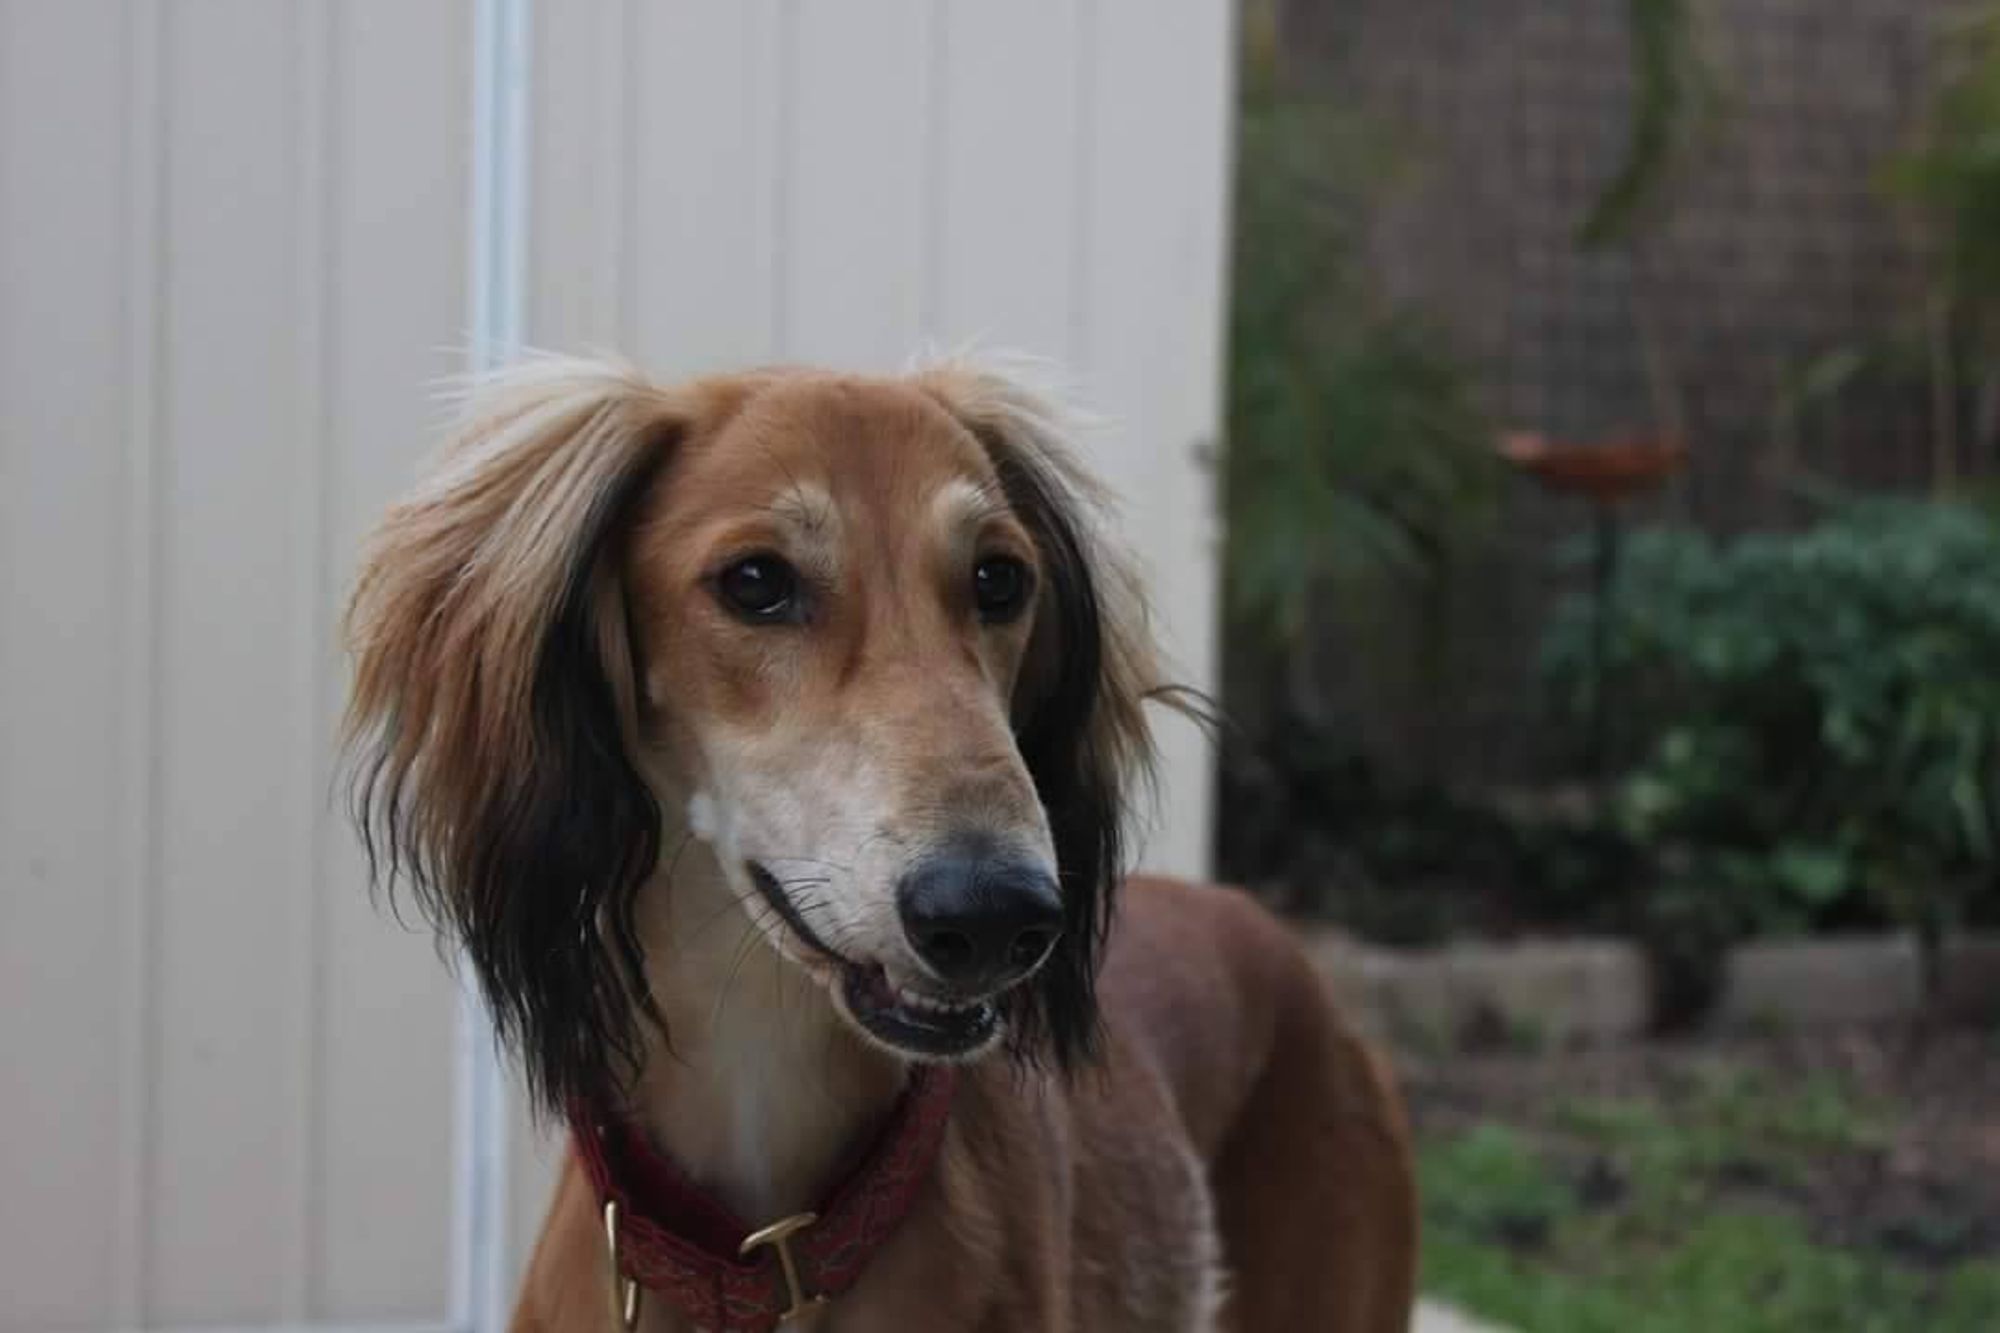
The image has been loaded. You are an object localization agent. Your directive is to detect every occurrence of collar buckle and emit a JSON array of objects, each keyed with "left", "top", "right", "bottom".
[
  {"left": 602, "top": 1200, "right": 643, "bottom": 1332},
  {"left": 739, "top": 1212, "right": 828, "bottom": 1323}
]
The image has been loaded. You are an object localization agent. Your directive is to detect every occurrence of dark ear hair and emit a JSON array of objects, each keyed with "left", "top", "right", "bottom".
[
  {"left": 342, "top": 356, "right": 686, "bottom": 1114},
  {"left": 915, "top": 364, "right": 1158, "bottom": 1070}
]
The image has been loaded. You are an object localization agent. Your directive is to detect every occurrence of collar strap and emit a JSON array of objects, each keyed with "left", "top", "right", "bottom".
[{"left": 572, "top": 1065, "right": 956, "bottom": 1333}]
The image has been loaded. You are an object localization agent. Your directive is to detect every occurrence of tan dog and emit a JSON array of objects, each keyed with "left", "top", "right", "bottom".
[{"left": 342, "top": 356, "right": 1415, "bottom": 1332}]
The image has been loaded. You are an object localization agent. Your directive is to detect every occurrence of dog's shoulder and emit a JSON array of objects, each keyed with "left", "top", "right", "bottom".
[{"left": 1101, "top": 875, "right": 1308, "bottom": 1036}]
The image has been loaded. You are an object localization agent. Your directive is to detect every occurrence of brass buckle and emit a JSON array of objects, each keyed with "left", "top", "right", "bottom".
[
  {"left": 602, "top": 1200, "right": 642, "bottom": 1332},
  {"left": 739, "top": 1212, "right": 828, "bottom": 1323}
]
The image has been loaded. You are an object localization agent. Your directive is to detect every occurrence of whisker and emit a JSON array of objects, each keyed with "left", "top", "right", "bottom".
[
  {"left": 679, "top": 892, "right": 761, "bottom": 950},
  {"left": 709, "top": 903, "right": 778, "bottom": 1035}
]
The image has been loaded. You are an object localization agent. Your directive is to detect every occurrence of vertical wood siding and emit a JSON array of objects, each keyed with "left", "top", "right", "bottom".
[{"left": 0, "top": 3, "right": 472, "bottom": 1324}]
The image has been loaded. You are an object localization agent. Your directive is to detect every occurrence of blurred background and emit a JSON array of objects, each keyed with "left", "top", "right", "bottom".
[
  {"left": 1, "top": 2, "right": 1996, "bottom": 1331},
  {"left": 1224, "top": 1, "right": 2000, "bottom": 1329}
]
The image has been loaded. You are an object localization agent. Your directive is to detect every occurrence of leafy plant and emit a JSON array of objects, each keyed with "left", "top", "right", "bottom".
[
  {"left": 1888, "top": 9, "right": 2000, "bottom": 317},
  {"left": 1224, "top": 54, "right": 1498, "bottom": 655},
  {"left": 1792, "top": 6, "right": 2000, "bottom": 488},
  {"left": 1888, "top": 6, "right": 2000, "bottom": 480},
  {"left": 1218, "top": 18, "right": 1504, "bottom": 892},
  {"left": 1579, "top": 0, "right": 1729, "bottom": 249},
  {"left": 1542, "top": 500, "right": 2000, "bottom": 1006}
]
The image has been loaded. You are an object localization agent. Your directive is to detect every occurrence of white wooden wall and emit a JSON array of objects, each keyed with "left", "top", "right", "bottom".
[
  {"left": 0, "top": 2, "right": 1232, "bottom": 1328},
  {"left": 0, "top": 2, "right": 475, "bottom": 1328}
]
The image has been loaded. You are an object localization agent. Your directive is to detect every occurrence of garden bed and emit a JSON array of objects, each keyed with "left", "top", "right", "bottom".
[{"left": 1404, "top": 1029, "right": 2000, "bottom": 1332}]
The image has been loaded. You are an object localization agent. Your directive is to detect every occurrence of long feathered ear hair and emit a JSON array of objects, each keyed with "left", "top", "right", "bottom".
[
  {"left": 914, "top": 361, "right": 1160, "bottom": 1071},
  {"left": 341, "top": 354, "right": 688, "bottom": 1115}
]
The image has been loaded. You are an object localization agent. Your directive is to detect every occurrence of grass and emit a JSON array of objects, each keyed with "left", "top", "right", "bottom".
[{"left": 1418, "top": 1063, "right": 2000, "bottom": 1332}]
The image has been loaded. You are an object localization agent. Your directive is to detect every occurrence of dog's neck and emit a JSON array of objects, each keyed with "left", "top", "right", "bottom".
[{"left": 626, "top": 835, "right": 908, "bottom": 1227}]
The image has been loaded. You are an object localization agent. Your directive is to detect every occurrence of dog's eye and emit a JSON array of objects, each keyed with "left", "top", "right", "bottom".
[
  {"left": 973, "top": 555, "right": 1033, "bottom": 624},
  {"left": 714, "top": 554, "right": 799, "bottom": 623}
]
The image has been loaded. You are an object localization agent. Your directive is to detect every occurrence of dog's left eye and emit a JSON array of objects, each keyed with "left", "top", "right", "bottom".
[
  {"left": 973, "top": 555, "right": 1033, "bottom": 623},
  {"left": 714, "top": 554, "right": 800, "bottom": 623}
]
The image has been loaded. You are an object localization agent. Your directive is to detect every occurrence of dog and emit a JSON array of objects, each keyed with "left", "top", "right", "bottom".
[{"left": 342, "top": 355, "right": 1416, "bottom": 1332}]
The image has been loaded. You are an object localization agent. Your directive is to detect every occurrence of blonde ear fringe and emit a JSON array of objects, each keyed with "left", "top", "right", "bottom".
[
  {"left": 343, "top": 356, "right": 677, "bottom": 808},
  {"left": 340, "top": 354, "right": 695, "bottom": 1109}
]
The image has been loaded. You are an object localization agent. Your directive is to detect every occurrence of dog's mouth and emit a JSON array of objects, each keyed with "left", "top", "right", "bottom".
[
  {"left": 747, "top": 861, "right": 1003, "bottom": 1059},
  {"left": 838, "top": 962, "right": 1000, "bottom": 1058}
]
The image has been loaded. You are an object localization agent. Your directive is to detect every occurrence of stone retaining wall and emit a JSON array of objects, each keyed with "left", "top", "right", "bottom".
[{"left": 1303, "top": 927, "right": 2000, "bottom": 1049}]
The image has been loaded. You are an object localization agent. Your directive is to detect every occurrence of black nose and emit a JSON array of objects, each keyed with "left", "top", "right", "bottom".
[{"left": 896, "top": 842, "right": 1063, "bottom": 993}]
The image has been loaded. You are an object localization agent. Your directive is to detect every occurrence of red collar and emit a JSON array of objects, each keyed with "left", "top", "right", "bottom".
[{"left": 572, "top": 1065, "right": 956, "bottom": 1332}]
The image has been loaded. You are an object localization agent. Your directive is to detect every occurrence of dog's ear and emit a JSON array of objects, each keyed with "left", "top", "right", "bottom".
[
  {"left": 342, "top": 355, "right": 687, "bottom": 1115},
  {"left": 915, "top": 363, "right": 1159, "bottom": 1070}
]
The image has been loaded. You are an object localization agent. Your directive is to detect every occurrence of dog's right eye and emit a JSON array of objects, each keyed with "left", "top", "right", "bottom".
[{"left": 713, "top": 554, "right": 799, "bottom": 623}]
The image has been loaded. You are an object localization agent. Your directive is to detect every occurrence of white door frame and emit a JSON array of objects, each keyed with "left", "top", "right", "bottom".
[{"left": 452, "top": 2, "right": 533, "bottom": 1332}]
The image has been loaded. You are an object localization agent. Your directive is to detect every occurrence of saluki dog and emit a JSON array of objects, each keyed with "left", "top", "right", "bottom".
[{"left": 342, "top": 356, "right": 1416, "bottom": 1331}]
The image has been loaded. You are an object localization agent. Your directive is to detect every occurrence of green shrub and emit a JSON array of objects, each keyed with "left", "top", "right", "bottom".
[
  {"left": 1218, "top": 46, "right": 1502, "bottom": 895},
  {"left": 1542, "top": 499, "right": 2000, "bottom": 1002},
  {"left": 1223, "top": 53, "right": 1497, "bottom": 657}
]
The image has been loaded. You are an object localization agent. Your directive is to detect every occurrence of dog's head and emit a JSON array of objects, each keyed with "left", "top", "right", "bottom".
[{"left": 343, "top": 356, "right": 1156, "bottom": 1113}]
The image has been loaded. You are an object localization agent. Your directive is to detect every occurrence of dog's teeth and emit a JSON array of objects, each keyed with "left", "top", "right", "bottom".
[{"left": 895, "top": 985, "right": 967, "bottom": 1014}]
